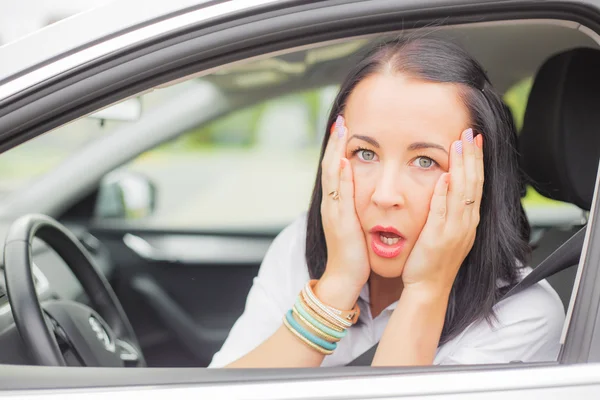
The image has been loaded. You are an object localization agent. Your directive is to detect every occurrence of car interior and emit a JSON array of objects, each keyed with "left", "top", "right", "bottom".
[
  {"left": 519, "top": 46, "right": 600, "bottom": 307},
  {"left": 0, "top": 18, "right": 599, "bottom": 370}
]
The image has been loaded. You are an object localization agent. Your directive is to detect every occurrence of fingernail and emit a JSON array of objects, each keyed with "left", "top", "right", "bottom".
[
  {"left": 335, "top": 115, "right": 347, "bottom": 138},
  {"left": 336, "top": 115, "right": 345, "bottom": 138},
  {"left": 340, "top": 158, "right": 346, "bottom": 169},
  {"left": 476, "top": 134, "right": 483, "bottom": 148},
  {"left": 340, "top": 127, "right": 349, "bottom": 138},
  {"left": 464, "top": 128, "right": 473, "bottom": 143},
  {"left": 455, "top": 140, "right": 463, "bottom": 155}
]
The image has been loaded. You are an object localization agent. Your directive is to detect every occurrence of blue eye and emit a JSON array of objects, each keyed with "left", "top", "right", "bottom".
[
  {"left": 354, "top": 148, "right": 378, "bottom": 162},
  {"left": 359, "top": 149, "right": 376, "bottom": 161},
  {"left": 413, "top": 156, "right": 436, "bottom": 169}
]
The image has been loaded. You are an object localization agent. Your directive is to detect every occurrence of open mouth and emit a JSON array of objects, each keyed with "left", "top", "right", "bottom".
[{"left": 369, "top": 226, "right": 406, "bottom": 258}]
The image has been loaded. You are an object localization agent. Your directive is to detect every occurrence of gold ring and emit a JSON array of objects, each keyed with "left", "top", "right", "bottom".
[
  {"left": 465, "top": 199, "right": 475, "bottom": 205},
  {"left": 328, "top": 190, "right": 340, "bottom": 200}
]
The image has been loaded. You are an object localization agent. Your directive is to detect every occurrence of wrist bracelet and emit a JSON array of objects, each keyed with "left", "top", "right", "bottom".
[
  {"left": 285, "top": 310, "right": 336, "bottom": 351},
  {"left": 300, "top": 289, "right": 349, "bottom": 331},
  {"left": 294, "top": 299, "right": 346, "bottom": 339},
  {"left": 282, "top": 278, "right": 360, "bottom": 356},
  {"left": 292, "top": 307, "right": 340, "bottom": 343},
  {"left": 298, "top": 294, "right": 345, "bottom": 333},
  {"left": 283, "top": 316, "right": 333, "bottom": 355},
  {"left": 307, "top": 280, "right": 360, "bottom": 324},
  {"left": 303, "top": 281, "right": 359, "bottom": 328}
]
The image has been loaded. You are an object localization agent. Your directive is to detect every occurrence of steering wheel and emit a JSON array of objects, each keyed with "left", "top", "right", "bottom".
[{"left": 3, "top": 214, "right": 146, "bottom": 367}]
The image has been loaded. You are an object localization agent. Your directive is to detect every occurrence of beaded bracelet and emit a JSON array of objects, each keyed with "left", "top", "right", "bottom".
[
  {"left": 294, "top": 298, "right": 346, "bottom": 339},
  {"left": 298, "top": 295, "right": 346, "bottom": 333},
  {"left": 304, "top": 280, "right": 360, "bottom": 327},
  {"left": 300, "top": 288, "right": 349, "bottom": 330},
  {"left": 283, "top": 279, "right": 360, "bottom": 356}
]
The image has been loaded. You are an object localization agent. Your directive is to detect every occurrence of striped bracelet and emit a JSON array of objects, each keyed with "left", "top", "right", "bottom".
[
  {"left": 307, "top": 280, "right": 360, "bottom": 325},
  {"left": 298, "top": 295, "right": 346, "bottom": 333},
  {"left": 292, "top": 307, "right": 340, "bottom": 343},
  {"left": 303, "top": 283, "right": 353, "bottom": 328},
  {"left": 283, "top": 316, "right": 333, "bottom": 355},
  {"left": 285, "top": 310, "right": 336, "bottom": 352},
  {"left": 299, "top": 291, "right": 348, "bottom": 332},
  {"left": 283, "top": 279, "right": 360, "bottom": 355},
  {"left": 294, "top": 298, "right": 346, "bottom": 339}
]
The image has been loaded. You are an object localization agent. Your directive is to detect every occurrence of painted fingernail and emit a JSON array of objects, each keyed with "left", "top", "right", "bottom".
[
  {"left": 476, "top": 134, "right": 483, "bottom": 148},
  {"left": 465, "top": 128, "right": 473, "bottom": 143},
  {"left": 455, "top": 140, "right": 463, "bottom": 155},
  {"left": 341, "top": 127, "right": 349, "bottom": 138},
  {"left": 335, "top": 115, "right": 345, "bottom": 138}
]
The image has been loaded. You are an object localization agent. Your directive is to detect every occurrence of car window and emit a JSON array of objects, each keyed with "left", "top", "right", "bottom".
[
  {"left": 0, "top": 118, "right": 125, "bottom": 199},
  {"left": 3, "top": 17, "right": 596, "bottom": 375},
  {"left": 96, "top": 84, "right": 339, "bottom": 231},
  {"left": 0, "top": 81, "right": 192, "bottom": 200}
]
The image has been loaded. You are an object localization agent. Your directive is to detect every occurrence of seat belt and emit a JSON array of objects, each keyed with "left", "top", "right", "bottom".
[
  {"left": 502, "top": 225, "right": 586, "bottom": 299},
  {"left": 345, "top": 225, "right": 587, "bottom": 367}
]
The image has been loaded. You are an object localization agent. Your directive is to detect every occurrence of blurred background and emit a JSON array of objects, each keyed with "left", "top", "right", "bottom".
[
  {"left": 0, "top": 1, "right": 575, "bottom": 232},
  {"left": 0, "top": 0, "right": 111, "bottom": 45}
]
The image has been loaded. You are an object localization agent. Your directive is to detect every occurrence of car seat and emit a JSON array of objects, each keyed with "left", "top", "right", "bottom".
[{"left": 519, "top": 48, "right": 600, "bottom": 308}]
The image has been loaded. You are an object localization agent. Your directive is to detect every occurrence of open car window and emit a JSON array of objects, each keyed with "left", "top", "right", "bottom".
[
  {"left": 95, "top": 84, "right": 337, "bottom": 231},
  {"left": 2, "top": 0, "right": 600, "bottom": 396}
]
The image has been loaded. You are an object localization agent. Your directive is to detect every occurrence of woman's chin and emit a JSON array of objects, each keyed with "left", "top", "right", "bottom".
[{"left": 368, "top": 253, "right": 406, "bottom": 279}]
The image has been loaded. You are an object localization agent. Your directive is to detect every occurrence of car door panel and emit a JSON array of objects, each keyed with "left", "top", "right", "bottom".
[{"left": 90, "top": 228, "right": 273, "bottom": 367}]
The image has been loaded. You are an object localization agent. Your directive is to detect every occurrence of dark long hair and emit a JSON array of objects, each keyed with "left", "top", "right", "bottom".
[{"left": 305, "top": 37, "right": 530, "bottom": 345}]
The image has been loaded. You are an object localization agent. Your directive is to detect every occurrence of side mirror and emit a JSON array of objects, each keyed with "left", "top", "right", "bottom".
[{"left": 95, "top": 171, "right": 157, "bottom": 220}]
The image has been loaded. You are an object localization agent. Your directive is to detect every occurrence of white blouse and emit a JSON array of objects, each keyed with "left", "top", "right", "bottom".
[{"left": 209, "top": 214, "right": 566, "bottom": 368}]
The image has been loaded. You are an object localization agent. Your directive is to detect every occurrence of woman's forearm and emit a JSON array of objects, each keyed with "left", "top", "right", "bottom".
[
  {"left": 226, "top": 274, "right": 361, "bottom": 368},
  {"left": 225, "top": 325, "right": 327, "bottom": 368},
  {"left": 372, "top": 285, "right": 451, "bottom": 366}
]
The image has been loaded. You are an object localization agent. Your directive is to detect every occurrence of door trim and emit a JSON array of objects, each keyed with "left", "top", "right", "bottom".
[{"left": 561, "top": 161, "right": 600, "bottom": 363}]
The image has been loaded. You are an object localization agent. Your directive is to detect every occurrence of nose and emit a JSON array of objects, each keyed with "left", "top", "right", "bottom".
[{"left": 371, "top": 163, "right": 406, "bottom": 210}]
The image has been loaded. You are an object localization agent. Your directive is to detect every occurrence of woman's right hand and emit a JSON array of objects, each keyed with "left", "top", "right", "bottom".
[{"left": 315, "top": 115, "right": 370, "bottom": 310}]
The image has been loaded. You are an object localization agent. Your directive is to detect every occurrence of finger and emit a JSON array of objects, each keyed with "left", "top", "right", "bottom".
[
  {"left": 461, "top": 128, "right": 477, "bottom": 222},
  {"left": 333, "top": 116, "right": 348, "bottom": 164},
  {"left": 321, "top": 116, "right": 342, "bottom": 166},
  {"left": 321, "top": 115, "right": 345, "bottom": 197},
  {"left": 446, "top": 139, "right": 466, "bottom": 223},
  {"left": 339, "top": 158, "right": 355, "bottom": 215},
  {"left": 473, "top": 134, "right": 485, "bottom": 211},
  {"left": 424, "top": 173, "right": 450, "bottom": 230}
]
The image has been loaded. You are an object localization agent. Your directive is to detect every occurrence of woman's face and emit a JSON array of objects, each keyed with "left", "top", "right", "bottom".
[{"left": 344, "top": 72, "right": 471, "bottom": 279}]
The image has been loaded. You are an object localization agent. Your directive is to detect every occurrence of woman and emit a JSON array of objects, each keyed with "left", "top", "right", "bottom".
[{"left": 209, "top": 37, "right": 565, "bottom": 368}]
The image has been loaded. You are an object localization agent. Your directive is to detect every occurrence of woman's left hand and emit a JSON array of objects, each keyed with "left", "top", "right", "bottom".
[{"left": 401, "top": 128, "right": 484, "bottom": 294}]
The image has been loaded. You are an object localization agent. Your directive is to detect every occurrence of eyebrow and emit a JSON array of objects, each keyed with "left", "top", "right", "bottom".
[
  {"left": 349, "top": 135, "right": 448, "bottom": 154},
  {"left": 349, "top": 135, "right": 380, "bottom": 148},
  {"left": 408, "top": 142, "right": 448, "bottom": 155}
]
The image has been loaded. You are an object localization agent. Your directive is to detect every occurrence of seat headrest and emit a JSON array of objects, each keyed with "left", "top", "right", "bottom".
[{"left": 519, "top": 48, "right": 600, "bottom": 211}]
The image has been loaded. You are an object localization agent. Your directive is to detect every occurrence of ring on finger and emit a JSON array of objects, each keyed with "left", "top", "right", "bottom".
[
  {"left": 328, "top": 190, "right": 340, "bottom": 200},
  {"left": 465, "top": 199, "right": 475, "bottom": 205}
]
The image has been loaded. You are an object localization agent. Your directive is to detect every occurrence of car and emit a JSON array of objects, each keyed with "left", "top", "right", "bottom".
[{"left": 0, "top": 0, "right": 600, "bottom": 398}]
